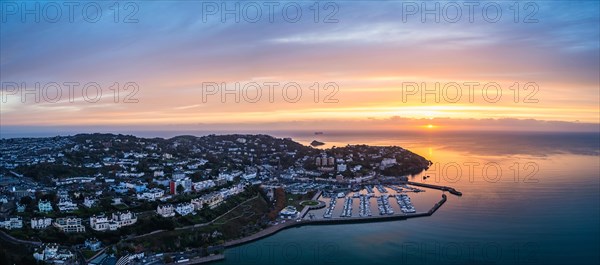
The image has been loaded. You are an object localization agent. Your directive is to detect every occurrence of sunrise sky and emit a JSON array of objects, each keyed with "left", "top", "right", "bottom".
[{"left": 1, "top": 1, "right": 599, "bottom": 134}]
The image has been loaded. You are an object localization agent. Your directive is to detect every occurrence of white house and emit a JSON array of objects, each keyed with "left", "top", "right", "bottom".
[
  {"left": 33, "top": 243, "right": 74, "bottom": 262},
  {"left": 89, "top": 214, "right": 113, "bottom": 231},
  {"left": 54, "top": 217, "right": 85, "bottom": 233},
  {"left": 175, "top": 203, "right": 194, "bottom": 216},
  {"left": 0, "top": 217, "right": 23, "bottom": 230},
  {"left": 380, "top": 158, "right": 397, "bottom": 169},
  {"left": 136, "top": 188, "right": 165, "bottom": 201},
  {"left": 112, "top": 211, "right": 137, "bottom": 227},
  {"left": 57, "top": 198, "right": 78, "bottom": 212},
  {"left": 192, "top": 192, "right": 224, "bottom": 210},
  {"left": 83, "top": 197, "right": 96, "bottom": 208},
  {"left": 90, "top": 211, "right": 137, "bottom": 231},
  {"left": 31, "top": 217, "right": 53, "bottom": 229},
  {"left": 192, "top": 180, "right": 215, "bottom": 192},
  {"left": 156, "top": 204, "right": 175, "bottom": 218},
  {"left": 337, "top": 163, "right": 347, "bottom": 172}
]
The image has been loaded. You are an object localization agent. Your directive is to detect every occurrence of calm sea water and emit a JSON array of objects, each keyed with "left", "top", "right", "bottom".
[{"left": 210, "top": 131, "right": 599, "bottom": 265}]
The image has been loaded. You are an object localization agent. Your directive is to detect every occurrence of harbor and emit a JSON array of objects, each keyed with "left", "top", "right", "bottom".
[
  {"left": 224, "top": 182, "right": 461, "bottom": 249},
  {"left": 311, "top": 183, "right": 435, "bottom": 220},
  {"left": 224, "top": 193, "right": 449, "bottom": 248}
]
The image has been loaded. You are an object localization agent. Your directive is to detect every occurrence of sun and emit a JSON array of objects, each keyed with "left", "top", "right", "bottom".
[{"left": 423, "top": 124, "right": 440, "bottom": 130}]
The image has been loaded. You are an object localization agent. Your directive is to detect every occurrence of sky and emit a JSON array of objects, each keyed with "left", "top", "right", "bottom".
[{"left": 1, "top": 0, "right": 599, "bottom": 135}]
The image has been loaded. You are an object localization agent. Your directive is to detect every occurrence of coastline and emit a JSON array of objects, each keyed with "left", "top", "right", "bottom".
[{"left": 222, "top": 181, "right": 461, "bottom": 249}]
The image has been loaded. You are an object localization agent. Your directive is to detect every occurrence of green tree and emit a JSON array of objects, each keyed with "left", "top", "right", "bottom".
[{"left": 176, "top": 184, "right": 185, "bottom": 194}]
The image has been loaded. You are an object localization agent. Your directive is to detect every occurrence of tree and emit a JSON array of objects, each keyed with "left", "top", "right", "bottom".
[
  {"left": 176, "top": 184, "right": 185, "bottom": 194},
  {"left": 19, "top": 196, "right": 33, "bottom": 206}
]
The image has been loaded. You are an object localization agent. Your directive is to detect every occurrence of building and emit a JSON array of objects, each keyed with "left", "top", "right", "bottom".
[
  {"left": 57, "top": 198, "right": 78, "bottom": 212},
  {"left": 90, "top": 211, "right": 137, "bottom": 231},
  {"left": 337, "top": 163, "right": 347, "bottom": 172},
  {"left": 0, "top": 216, "right": 23, "bottom": 230},
  {"left": 136, "top": 188, "right": 165, "bottom": 201},
  {"left": 220, "top": 184, "right": 245, "bottom": 198},
  {"left": 112, "top": 211, "right": 137, "bottom": 227},
  {"left": 54, "top": 217, "right": 85, "bottom": 233},
  {"left": 279, "top": 206, "right": 299, "bottom": 219},
  {"left": 380, "top": 158, "right": 397, "bottom": 169},
  {"left": 175, "top": 203, "right": 194, "bottom": 216},
  {"left": 85, "top": 238, "right": 102, "bottom": 251},
  {"left": 31, "top": 217, "right": 53, "bottom": 229},
  {"left": 169, "top": 178, "right": 192, "bottom": 194},
  {"left": 83, "top": 197, "right": 97, "bottom": 208},
  {"left": 57, "top": 190, "right": 69, "bottom": 200},
  {"left": 192, "top": 180, "right": 215, "bottom": 192},
  {"left": 191, "top": 192, "right": 224, "bottom": 210},
  {"left": 89, "top": 214, "right": 115, "bottom": 231},
  {"left": 16, "top": 203, "right": 26, "bottom": 212},
  {"left": 38, "top": 200, "right": 52, "bottom": 212},
  {"left": 33, "top": 243, "right": 74, "bottom": 262},
  {"left": 156, "top": 204, "right": 175, "bottom": 217}
]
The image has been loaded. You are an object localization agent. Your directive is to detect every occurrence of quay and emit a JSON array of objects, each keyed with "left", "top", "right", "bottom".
[
  {"left": 166, "top": 254, "right": 225, "bottom": 265},
  {"left": 407, "top": 181, "right": 463, "bottom": 196}
]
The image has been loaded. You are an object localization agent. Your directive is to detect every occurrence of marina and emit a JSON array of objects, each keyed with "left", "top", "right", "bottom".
[
  {"left": 313, "top": 184, "right": 428, "bottom": 219},
  {"left": 396, "top": 194, "right": 416, "bottom": 213},
  {"left": 340, "top": 197, "right": 353, "bottom": 218},
  {"left": 358, "top": 195, "right": 372, "bottom": 217},
  {"left": 376, "top": 194, "right": 394, "bottom": 215},
  {"left": 323, "top": 198, "right": 336, "bottom": 218}
]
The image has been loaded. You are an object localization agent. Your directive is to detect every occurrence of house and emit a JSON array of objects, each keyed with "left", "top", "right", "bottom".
[
  {"left": 57, "top": 190, "right": 69, "bottom": 199},
  {"left": 57, "top": 198, "right": 78, "bottom": 212},
  {"left": 33, "top": 243, "right": 58, "bottom": 261},
  {"left": 83, "top": 197, "right": 96, "bottom": 208},
  {"left": 33, "top": 243, "right": 74, "bottom": 262},
  {"left": 379, "top": 158, "right": 397, "bottom": 169},
  {"left": 85, "top": 238, "right": 102, "bottom": 251},
  {"left": 175, "top": 203, "right": 194, "bottom": 216},
  {"left": 38, "top": 200, "right": 52, "bottom": 212},
  {"left": 192, "top": 180, "right": 215, "bottom": 192},
  {"left": 112, "top": 211, "right": 137, "bottom": 227},
  {"left": 170, "top": 178, "right": 192, "bottom": 194},
  {"left": 90, "top": 211, "right": 137, "bottom": 231},
  {"left": 16, "top": 203, "right": 26, "bottom": 212},
  {"left": 279, "top": 206, "right": 299, "bottom": 219},
  {"left": 111, "top": 198, "right": 123, "bottom": 205},
  {"left": 136, "top": 188, "right": 164, "bottom": 201},
  {"left": 54, "top": 217, "right": 85, "bottom": 233},
  {"left": 191, "top": 192, "right": 224, "bottom": 210},
  {"left": 89, "top": 214, "right": 115, "bottom": 231},
  {"left": 156, "top": 204, "right": 175, "bottom": 218},
  {"left": 31, "top": 217, "right": 53, "bottom": 229},
  {"left": 0, "top": 216, "right": 23, "bottom": 230}
]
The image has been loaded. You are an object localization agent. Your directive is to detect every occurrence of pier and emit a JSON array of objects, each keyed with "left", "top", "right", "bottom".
[{"left": 407, "top": 181, "right": 463, "bottom": 196}]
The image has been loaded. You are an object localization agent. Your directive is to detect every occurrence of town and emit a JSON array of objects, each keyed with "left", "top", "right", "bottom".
[{"left": 0, "top": 133, "right": 432, "bottom": 264}]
